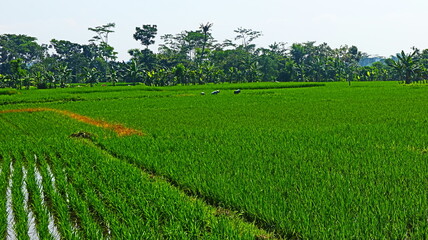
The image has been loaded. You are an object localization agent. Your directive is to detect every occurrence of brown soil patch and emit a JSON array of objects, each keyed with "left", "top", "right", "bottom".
[{"left": 0, "top": 108, "right": 143, "bottom": 137}]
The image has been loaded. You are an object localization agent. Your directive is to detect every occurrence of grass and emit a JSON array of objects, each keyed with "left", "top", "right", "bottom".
[{"left": 1, "top": 81, "right": 428, "bottom": 238}]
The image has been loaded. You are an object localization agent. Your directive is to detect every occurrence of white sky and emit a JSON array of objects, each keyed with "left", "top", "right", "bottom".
[{"left": 1, "top": 0, "right": 427, "bottom": 61}]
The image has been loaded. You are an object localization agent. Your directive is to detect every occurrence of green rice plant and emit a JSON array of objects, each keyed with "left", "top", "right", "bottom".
[
  {"left": 62, "top": 81, "right": 426, "bottom": 238},
  {"left": 34, "top": 152, "right": 80, "bottom": 240},
  {"left": 0, "top": 89, "right": 18, "bottom": 95},
  {"left": 18, "top": 151, "right": 52, "bottom": 239},
  {"left": 2, "top": 81, "right": 428, "bottom": 238},
  {"left": 0, "top": 154, "right": 7, "bottom": 239},
  {"left": 55, "top": 139, "right": 267, "bottom": 239},
  {"left": 9, "top": 154, "right": 29, "bottom": 240}
]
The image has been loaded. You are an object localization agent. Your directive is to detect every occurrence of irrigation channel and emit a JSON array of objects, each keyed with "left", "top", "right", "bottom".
[
  {"left": 6, "top": 163, "right": 17, "bottom": 240},
  {"left": 4, "top": 156, "right": 68, "bottom": 240}
]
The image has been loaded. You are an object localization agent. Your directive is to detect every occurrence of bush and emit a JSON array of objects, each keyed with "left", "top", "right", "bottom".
[
  {"left": 37, "top": 82, "right": 48, "bottom": 89},
  {"left": 0, "top": 89, "right": 18, "bottom": 95}
]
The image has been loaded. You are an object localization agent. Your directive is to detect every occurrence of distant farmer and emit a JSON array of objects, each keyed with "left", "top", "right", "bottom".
[
  {"left": 211, "top": 90, "right": 220, "bottom": 95},
  {"left": 234, "top": 89, "right": 241, "bottom": 94}
]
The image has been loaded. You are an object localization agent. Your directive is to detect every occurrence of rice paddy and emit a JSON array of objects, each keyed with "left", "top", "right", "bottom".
[{"left": 1, "top": 81, "right": 428, "bottom": 239}]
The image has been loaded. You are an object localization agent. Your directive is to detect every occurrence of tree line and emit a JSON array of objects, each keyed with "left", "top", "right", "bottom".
[{"left": 1, "top": 22, "right": 427, "bottom": 89}]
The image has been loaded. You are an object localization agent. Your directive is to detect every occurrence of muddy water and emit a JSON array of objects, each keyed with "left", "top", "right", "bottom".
[
  {"left": 22, "top": 167, "right": 40, "bottom": 240},
  {"left": 6, "top": 163, "right": 17, "bottom": 240},
  {"left": 46, "top": 165, "right": 57, "bottom": 192},
  {"left": 34, "top": 165, "right": 61, "bottom": 240}
]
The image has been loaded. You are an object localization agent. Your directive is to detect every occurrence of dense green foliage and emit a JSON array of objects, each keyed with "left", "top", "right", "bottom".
[
  {"left": 1, "top": 23, "right": 428, "bottom": 89},
  {"left": 1, "top": 82, "right": 428, "bottom": 239}
]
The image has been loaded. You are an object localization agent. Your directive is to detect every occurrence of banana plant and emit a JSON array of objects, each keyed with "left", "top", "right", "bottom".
[
  {"left": 55, "top": 64, "right": 72, "bottom": 88},
  {"left": 387, "top": 50, "right": 422, "bottom": 84},
  {"left": 106, "top": 67, "right": 119, "bottom": 86},
  {"left": 124, "top": 60, "right": 143, "bottom": 85},
  {"left": 82, "top": 67, "right": 100, "bottom": 87}
]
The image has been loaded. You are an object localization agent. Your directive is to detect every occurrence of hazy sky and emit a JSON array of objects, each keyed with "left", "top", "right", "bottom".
[{"left": 1, "top": 0, "right": 427, "bottom": 60}]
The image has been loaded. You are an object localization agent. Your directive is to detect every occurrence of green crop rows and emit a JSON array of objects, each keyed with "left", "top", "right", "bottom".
[{"left": 1, "top": 81, "right": 428, "bottom": 239}]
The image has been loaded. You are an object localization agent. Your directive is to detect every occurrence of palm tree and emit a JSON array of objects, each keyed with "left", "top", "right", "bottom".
[
  {"left": 199, "top": 22, "right": 213, "bottom": 63},
  {"left": 387, "top": 50, "right": 422, "bottom": 84}
]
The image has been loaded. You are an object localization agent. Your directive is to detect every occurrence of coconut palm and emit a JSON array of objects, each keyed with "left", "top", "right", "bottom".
[{"left": 199, "top": 22, "right": 213, "bottom": 62}]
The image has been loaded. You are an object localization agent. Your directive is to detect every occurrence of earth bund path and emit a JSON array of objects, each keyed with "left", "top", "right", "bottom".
[{"left": 0, "top": 108, "right": 143, "bottom": 137}]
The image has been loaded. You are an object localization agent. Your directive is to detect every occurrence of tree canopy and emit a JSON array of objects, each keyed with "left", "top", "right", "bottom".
[{"left": 0, "top": 23, "right": 427, "bottom": 89}]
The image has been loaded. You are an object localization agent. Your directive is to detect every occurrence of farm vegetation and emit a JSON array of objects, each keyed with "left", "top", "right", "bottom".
[
  {"left": 1, "top": 82, "right": 428, "bottom": 239},
  {"left": 1, "top": 21, "right": 428, "bottom": 239},
  {"left": 1, "top": 23, "right": 428, "bottom": 90}
]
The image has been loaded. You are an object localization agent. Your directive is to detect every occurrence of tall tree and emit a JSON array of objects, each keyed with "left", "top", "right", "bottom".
[
  {"left": 88, "top": 23, "right": 116, "bottom": 45},
  {"left": 199, "top": 22, "right": 213, "bottom": 62},
  {"left": 133, "top": 25, "right": 158, "bottom": 49},
  {"left": 234, "top": 27, "right": 262, "bottom": 51},
  {"left": 50, "top": 39, "right": 89, "bottom": 83},
  {"left": 88, "top": 23, "right": 117, "bottom": 62},
  {"left": 159, "top": 30, "right": 206, "bottom": 62},
  {"left": 0, "top": 34, "right": 46, "bottom": 74}
]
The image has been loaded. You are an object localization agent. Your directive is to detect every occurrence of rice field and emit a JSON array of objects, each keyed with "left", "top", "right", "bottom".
[{"left": 1, "top": 81, "right": 428, "bottom": 239}]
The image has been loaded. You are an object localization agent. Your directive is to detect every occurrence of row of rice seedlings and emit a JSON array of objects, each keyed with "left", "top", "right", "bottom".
[
  {"left": 66, "top": 143, "right": 177, "bottom": 237},
  {"left": 6, "top": 161, "right": 17, "bottom": 240},
  {"left": 21, "top": 166, "right": 39, "bottom": 240},
  {"left": 59, "top": 143, "right": 167, "bottom": 237},
  {"left": 45, "top": 138, "right": 267, "bottom": 238},
  {"left": 33, "top": 156, "right": 61, "bottom": 239},
  {"left": 40, "top": 150, "right": 104, "bottom": 239},
  {"left": 1, "top": 105, "right": 269, "bottom": 238},
  {"left": 0, "top": 120, "right": 48, "bottom": 239},
  {"left": 57, "top": 167, "right": 105, "bottom": 238},
  {"left": 53, "top": 145, "right": 164, "bottom": 238},
  {"left": 41, "top": 154, "right": 80, "bottom": 239},
  {"left": 9, "top": 156, "right": 29, "bottom": 240},
  {"left": 38, "top": 151, "right": 82, "bottom": 239},
  {"left": 16, "top": 151, "right": 53, "bottom": 240},
  {"left": 77, "top": 181, "right": 117, "bottom": 238},
  {"left": 2, "top": 107, "right": 97, "bottom": 240},
  {"left": 0, "top": 154, "right": 6, "bottom": 239},
  {"left": 71, "top": 160, "right": 157, "bottom": 238},
  {"left": 60, "top": 167, "right": 112, "bottom": 238},
  {"left": 1, "top": 142, "right": 76, "bottom": 240}
]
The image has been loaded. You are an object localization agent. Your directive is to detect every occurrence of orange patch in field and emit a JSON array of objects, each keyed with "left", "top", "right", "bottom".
[{"left": 0, "top": 108, "right": 143, "bottom": 137}]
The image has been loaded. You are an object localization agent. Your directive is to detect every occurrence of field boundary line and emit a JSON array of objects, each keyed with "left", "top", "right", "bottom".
[
  {"left": 75, "top": 137, "right": 281, "bottom": 239},
  {"left": 0, "top": 108, "right": 143, "bottom": 137}
]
